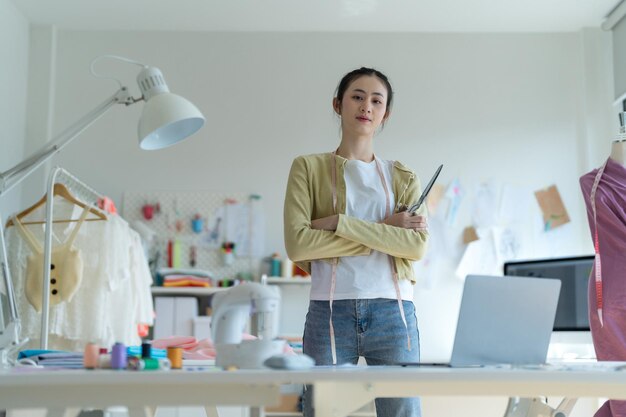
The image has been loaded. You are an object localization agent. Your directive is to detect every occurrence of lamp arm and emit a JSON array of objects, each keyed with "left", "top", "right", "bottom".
[
  {"left": 0, "top": 86, "right": 137, "bottom": 360},
  {"left": 0, "top": 87, "right": 136, "bottom": 198}
]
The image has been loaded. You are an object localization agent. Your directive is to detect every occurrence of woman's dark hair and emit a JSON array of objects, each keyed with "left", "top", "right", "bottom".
[{"left": 335, "top": 67, "right": 394, "bottom": 113}]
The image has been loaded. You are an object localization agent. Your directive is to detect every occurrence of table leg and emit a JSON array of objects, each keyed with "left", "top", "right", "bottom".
[
  {"left": 503, "top": 397, "right": 577, "bottom": 417},
  {"left": 127, "top": 407, "right": 153, "bottom": 417},
  {"left": 203, "top": 406, "right": 220, "bottom": 417},
  {"left": 314, "top": 382, "right": 375, "bottom": 417},
  {"left": 63, "top": 408, "right": 81, "bottom": 417},
  {"left": 45, "top": 408, "right": 66, "bottom": 417}
]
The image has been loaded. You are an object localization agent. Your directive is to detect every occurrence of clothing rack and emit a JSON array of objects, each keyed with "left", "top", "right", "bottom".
[{"left": 39, "top": 166, "right": 105, "bottom": 349}]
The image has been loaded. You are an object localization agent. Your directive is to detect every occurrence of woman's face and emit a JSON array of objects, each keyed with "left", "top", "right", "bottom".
[{"left": 334, "top": 75, "right": 389, "bottom": 137}]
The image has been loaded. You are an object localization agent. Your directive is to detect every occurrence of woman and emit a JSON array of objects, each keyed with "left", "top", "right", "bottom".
[{"left": 283, "top": 67, "right": 429, "bottom": 417}]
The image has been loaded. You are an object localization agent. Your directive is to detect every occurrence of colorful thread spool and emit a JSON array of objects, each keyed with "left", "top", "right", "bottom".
[
  {"left": 83, "top": 343, "right": 99, "bottom": 369},
  {"left": 141, "top": 358, "right": 160, "bottom": 370},
  {"left": 127, "top": 356, "right": 142, "bottom": 370},
  {"left": 167, "top": 347, "right": 183, "bottom": 369},
  {"left": 111, "top": 342, "right": 127, "bottom": 370},
  {"left": 98, "top": 352, "right": 112, "bottom": 369},
  {"left": 141, "top": 341, "right": 152, "bottom": 358},
  {"left": 128, "top": 357, "right": 171, "bottom": 371}
]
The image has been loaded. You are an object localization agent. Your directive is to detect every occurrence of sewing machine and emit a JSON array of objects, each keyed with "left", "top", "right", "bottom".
[{"left": 211, "top": 282, "right": 285, "bottom": 369}]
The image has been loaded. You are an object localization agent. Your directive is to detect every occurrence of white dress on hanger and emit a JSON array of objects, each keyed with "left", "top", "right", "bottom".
[{"left": 5, "top": 199, "right": 153, "bottom": 350}]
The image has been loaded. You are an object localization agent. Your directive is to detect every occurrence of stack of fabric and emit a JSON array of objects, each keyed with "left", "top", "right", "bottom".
[
  {"left": 18, "top": 350, "right": 84, "bottom": 369},
  {"left": 156, "top": 268, "right": 214, "bottom": 287}
]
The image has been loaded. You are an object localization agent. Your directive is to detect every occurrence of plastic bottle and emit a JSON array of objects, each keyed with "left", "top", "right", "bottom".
[
  {"left": 281, "top": 257, "right": 293, "bottom": 278},
  {"left": 270, "top": 253, "right": 281, "bottom": 277}
]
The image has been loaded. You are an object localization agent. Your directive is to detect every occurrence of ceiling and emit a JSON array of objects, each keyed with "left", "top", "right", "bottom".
[{"left": 9, "top": 0, "right": 623, "bottom": 32}]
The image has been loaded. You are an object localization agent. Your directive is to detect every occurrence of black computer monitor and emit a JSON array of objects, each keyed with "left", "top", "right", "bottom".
[{"left": 503, "top": 256, "right": 594, "bottom": 331}]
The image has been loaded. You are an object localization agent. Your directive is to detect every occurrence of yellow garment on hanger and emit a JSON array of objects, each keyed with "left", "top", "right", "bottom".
[
  {"left": 5, "top": 183, "right": 108, "bottom": 311},
  {"left": 5, "top": 183, "right": 107, "bottom": 228},
  {"left": 12, "top": 207, "right": 91, "bottom": 312}
]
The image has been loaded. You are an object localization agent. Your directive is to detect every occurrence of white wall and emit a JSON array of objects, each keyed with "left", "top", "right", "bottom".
[
  {"left": 36, "top": 31, "right": 604, "bottom": 254},
  {"left": 10, "top": 27, "right": 611, "bottom": 417},
  {"left": 0, "top": 0, "right": 29, "bottom": 217},
  {"left": 22, "top": 30, "right": 612, "bottom": 359}
]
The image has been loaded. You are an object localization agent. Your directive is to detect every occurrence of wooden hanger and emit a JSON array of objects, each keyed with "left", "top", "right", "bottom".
[{"left": 5, "top": 183, "right": 108, "bottom": 228}]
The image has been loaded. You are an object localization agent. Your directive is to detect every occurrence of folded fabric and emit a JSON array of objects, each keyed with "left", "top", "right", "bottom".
[
  {"left": 18, "top": 350, "right": 84, "bottom": 368},
  {"left": 152, "top": 336, "right": 199, "bottom": 350},
  {"left": 19, "top": 349, "right": 64, "bottom": 359},
  {"left": 163, "top": 278, "right": 211, "bottom": 287},
  {"left": 157, "top": 268, "right": 212, "bottom": 278},
  {"left": 163, "top": 275, "right": 212, "bottom": 281}
]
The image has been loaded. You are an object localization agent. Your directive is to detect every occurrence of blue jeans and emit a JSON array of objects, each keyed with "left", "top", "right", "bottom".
[{"left": 302, "top": 299, "right": 422, "bottom": 417}]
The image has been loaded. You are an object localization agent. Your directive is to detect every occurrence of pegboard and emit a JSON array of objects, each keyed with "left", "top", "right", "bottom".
[{"left": 122, "top": 190, "right": 265, "bottom": 281}]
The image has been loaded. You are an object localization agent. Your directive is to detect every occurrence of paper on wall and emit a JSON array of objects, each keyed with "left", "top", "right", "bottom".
[
  {"left": 462, "top": 226, "right": 479, "bottom": 244},
  {"left": 223, "top": 202, "right": 251, "bottom": 256},
  {"left": 499, "top": 184, "right": 533, "bottom": 225},
  {"left": 445, "top": 178, "right": 464, "bottom": 226},
  {"left": 532, "top": 218, "right": 578, "bottom": 258},
  {"left": 492, "top": 226, "right": 523, "bottom": 264},
  {"left": 471, "top": 180, "right": 499, "bottom": 228},
  {"left": 534, "top": 185, "right": 570, "bottom": 231},
  {"left": 214, "top": 198, "right": 265, "bottom": 258},
  {"left": 455, "top": 228, "right": 499, "bottom": 280},
  {"left": 202, "top": 206, "right": 225, "bottom": 249}
]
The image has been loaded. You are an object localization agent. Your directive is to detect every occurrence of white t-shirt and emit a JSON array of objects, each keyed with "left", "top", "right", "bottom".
[{"left": 310, "top": 158, "right": 414, "bottom": 301}]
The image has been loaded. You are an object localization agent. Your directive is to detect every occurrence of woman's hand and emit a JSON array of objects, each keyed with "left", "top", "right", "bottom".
[
  {"left": 383, "top": 212, "right": 428, "bottom": 232},
  {"left": 311, "top": 215, "right": 339, "bottom": 231}
]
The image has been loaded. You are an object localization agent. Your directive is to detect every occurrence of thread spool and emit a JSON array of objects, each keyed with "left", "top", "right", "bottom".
[
  {"left": 128, "top": 357, "right": 171, "bottom": 371},
  {"left": 270, "top": 254, "right": 281, "bottom": 277},
  {"left": 141, "top": 341, "right": 152, "bottom": 358},
  {"left": 281, "top": 257, "right": 293, "bottom": 278},
  {"left": 158, "top": 358, "right": 172, "bottom": 371},
  {"left": 98, "top": 353, "right": 112, "bottom": 369},
  {"left": 127, "top": 356, "right": 142, "bottom": 370},
  {"left": 167, "top": 347, "right": 183, "bottom": 369},
  {"left": 142, "top": 358, "right": 160, "bottom": 370},
  {"left": 83, "top": 343, "right": 99, "bottom": 369},
  {"left": 111, "top": 342, "right": 127, "bottom": 370}
]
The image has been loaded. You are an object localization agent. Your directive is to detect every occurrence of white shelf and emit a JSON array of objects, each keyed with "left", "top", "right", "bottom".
[
  {"left": 150, "top": 278, "right": 310, "bottom": 295},
  {"left": 265, "top": 277, "right": 311, "bottom": 285},
  {"left": 150, "top": 287, "right": 227, "bottom": 296}
]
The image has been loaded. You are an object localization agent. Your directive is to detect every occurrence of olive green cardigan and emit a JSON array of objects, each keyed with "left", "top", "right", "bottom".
[{"left": 283, "top": 152, "right": 428, "bottom": 283}]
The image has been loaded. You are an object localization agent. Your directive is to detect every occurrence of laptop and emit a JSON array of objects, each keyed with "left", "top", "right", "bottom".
[{"left": 405, "top": 274, "right": 561, "bottom": 367}]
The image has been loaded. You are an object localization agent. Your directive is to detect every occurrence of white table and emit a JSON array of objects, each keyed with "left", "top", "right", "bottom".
[{"left": 1, "top": 365, "right": 626, "bottom": 417}]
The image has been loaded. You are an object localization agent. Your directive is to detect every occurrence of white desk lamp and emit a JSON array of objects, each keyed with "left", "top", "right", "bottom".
[{"left": 0, "top": 55, "right": 205, "bottom": 367}]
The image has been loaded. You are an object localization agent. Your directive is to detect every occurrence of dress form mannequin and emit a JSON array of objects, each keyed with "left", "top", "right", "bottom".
[
  {"left": 579, "top": 110, "right": 626, "bottom": 417},
  {"left": 610, "top": 139, "right": 626, "bottom": 166}
]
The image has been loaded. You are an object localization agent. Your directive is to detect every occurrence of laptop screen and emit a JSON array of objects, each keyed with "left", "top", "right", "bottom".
[{"left": 449, "top": 275, "right": 561, "bottom": 367}]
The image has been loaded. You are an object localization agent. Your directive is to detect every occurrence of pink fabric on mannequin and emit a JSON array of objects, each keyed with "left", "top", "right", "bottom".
[{"left": 580, "top": 158, "right": 626, "bottom": 417}]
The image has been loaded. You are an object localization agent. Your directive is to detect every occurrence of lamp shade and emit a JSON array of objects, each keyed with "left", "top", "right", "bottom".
[
  {"left": 138, "top": 93, "right": 205, "bottom": 150},
  {"left": 136, "top": 66, "right": 205, "bottom": 150}
]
